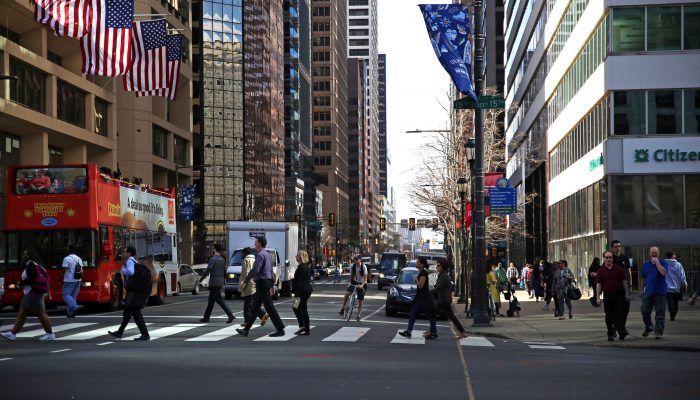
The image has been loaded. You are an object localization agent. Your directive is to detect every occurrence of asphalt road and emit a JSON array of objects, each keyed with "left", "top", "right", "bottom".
[{"left": 0, "top": 277, "right": 696, "bottom": 400}]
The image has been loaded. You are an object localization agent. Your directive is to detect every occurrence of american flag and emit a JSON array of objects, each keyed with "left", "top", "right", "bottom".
[
  {"left": 135, "top": 34, "right": 183, "bottom": 100},
  {"left": 123, "top": 19, "right": 168, "bottom": 92},
  {"left": 34, "top": 0, "right": 91, "bottom": 38},
  {"left": 80, "top": 0, "right": 134, "bottom": 76}
]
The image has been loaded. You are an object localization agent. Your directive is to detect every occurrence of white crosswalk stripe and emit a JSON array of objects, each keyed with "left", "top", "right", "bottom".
[
  {"left": 322, "top": 327, "right": 370, "bottom": 342},
  {"left": 57, "top": 323, "right": 152, "bottom": 341},
  {"left": 16, "top": 323, "right": 96, "bottom": 338},
  {"left": 186, "top": 324, "right": 261, "bottom": 342},
  {"left": 390, "top": 329, "right": 425, "bottom": 345},
  {"left": 254, "top": 325, "right": 316, "bottom": 342},
  {"left": 459, "top": 336, "right": 495, "bottom": 347},
  {"left": 122, "top": 323, "right": 204, "bottom": 341},
  {"left": 528, "top": 344, "right": 566, "bottom": 350}
]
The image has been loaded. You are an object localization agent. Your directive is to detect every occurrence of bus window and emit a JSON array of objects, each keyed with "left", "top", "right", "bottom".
[
  {"left": 51, "top": 230, "right": 96, "bottom": 268},
  {"left": 99, "top": 226, "right": 109, "bottom": 261},
  {"left": 135, "top": 231, "right": 148, "bottom": 262},
  {"left": 14, "top": 167, "right": 88, "bottom": 194},
  {"left": 5, "top": 230, "right": 95, "bottom": 269},
  {"left": 113, "top": 228, "right": 123, "bottom": 262}
]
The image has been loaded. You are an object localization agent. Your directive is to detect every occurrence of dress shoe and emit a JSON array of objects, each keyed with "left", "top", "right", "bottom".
[
  {"left": 398, "top": 330, "right": 411, "bottom": 338},
  {"left": 268, "top": 330, "right": 285, "bottom": 337},
  {"left": 607, "top": 335, "right": 615, "bottom": 342},
  {"left": 297, "top": 330, "right": 310, "bottom": 336},
  {"left": 642, "top": 329, "right": 652, "bottom": 337},
  {"left": 457, "top": 332, "right": 468, "bottom": 340},
  {"left": 133, "top": 335, "right": 150, "bottom": 341},
  {"left": 107, "top": 330, "right": 123, "bottom": 339},
  {"left": 199, "top": 318, "right": 210, "bottom": 323},
  {"left": 618, "top": 331, "right": 627, "bottom": 341},
  {"left": 260, "top": 314, "right": 269, "bottom": 326},
  {"left": 236, "top": 328, "right": 249, "bottom": 337},
  {"left": 227, "top": 315, "right": 236, "bottom": 324},
  {"left": 294, "top": 328, "right": 306, "bottom": 335}
]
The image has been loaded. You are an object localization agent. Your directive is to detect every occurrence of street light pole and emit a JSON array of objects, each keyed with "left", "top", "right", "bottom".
[{"left": 456, "top": 177, "right": 467, "bottom": 304}]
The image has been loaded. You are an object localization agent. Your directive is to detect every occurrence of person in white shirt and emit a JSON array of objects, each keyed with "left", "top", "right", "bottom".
[
  {"left": 61, "top": 245, "right": 83, "bottom": 318},
  {"left": 339, "top": 255, "right": 368, "bottom": 321},
  {"left": 664, "top": 251, "right": 687, "bottom": 321}
]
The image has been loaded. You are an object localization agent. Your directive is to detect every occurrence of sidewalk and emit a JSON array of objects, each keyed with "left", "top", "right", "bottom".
[{"left": 457, "top": 289, "right": 700, "bottom": 351}]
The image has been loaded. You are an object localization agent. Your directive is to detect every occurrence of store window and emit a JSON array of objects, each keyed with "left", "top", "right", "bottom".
[
  {"left": 647, "top": 90, "right": 682, "bottom": 134},
  {"left": 646, "top": 6, "right": 681, "bottom": 51},
  {"left": 611, "top": 175, "right": 684, "bottom": 229},
  {"left": 613, "top": 91, "right": 645, "bottom": 135},
  {"left": 612, "top": 8, "right": 645, "bottom": 52},
  {"left": 687, "top": 175, "right": 700, "bottom": 229}
]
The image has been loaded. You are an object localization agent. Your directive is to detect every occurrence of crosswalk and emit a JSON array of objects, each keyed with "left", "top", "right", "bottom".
[{"left": 2, "top": 321, "right": 567, "bottom": 349}]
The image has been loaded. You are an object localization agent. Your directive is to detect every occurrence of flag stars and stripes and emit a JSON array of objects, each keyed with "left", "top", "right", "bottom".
[{"left": 106, "top": 0, "right": 134, "bottom": 29}]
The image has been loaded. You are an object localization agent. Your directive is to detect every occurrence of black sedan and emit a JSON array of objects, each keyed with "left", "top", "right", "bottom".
[{"left": 385, "top": 267, "right": 440, "bottom": 317}]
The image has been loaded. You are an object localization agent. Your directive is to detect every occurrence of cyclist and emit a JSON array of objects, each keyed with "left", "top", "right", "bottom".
[{"left": 339, "top": 255, "right": 368, "bottom": 321}]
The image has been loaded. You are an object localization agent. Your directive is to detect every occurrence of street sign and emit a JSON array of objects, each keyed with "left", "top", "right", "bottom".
[
  {"left": 453, "top": 95, "right": 505, "bottom": 109},
  {"left": 306, "top": 220, "right": 323, "bottom": 227},
  {"left": 489, "top": 186, "right": 516, "bottom": 215}
]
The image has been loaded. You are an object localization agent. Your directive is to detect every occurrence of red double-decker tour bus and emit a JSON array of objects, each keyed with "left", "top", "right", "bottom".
[{"left": 2, "top": 164, "right": 179, "bottom": 310}]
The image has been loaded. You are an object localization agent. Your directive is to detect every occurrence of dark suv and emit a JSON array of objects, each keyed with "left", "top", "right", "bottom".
[{"left": 377, "top": 251, "right": 407, "bottom": 290}]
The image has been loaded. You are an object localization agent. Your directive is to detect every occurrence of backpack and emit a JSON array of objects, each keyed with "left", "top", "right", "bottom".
[
  {"left": 125, "top": 263, "right": 153, "bottom": 295},
  {"left": 71, "top": 255, "right": 83, "bottom": 280},
  {"left": 32, "top": 263, "right": 50, "bottom": 294},
  {"left": 352, "top": 264, "right": 366, "bottom": 277}
]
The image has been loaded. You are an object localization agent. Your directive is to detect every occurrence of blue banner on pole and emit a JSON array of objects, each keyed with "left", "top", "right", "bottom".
[
  {"left": 178, "top": 184, "right": 196, "bottom": 221},
  {"left": 419, "top": 4, "right": 477, "bottom": 102}
]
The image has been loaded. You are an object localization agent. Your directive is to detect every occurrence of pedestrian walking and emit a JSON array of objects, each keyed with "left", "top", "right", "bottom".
[
  {"left": 487, "top": 261, "right": 502, "bottom": 316},
  {"left": 236, "top": 236, "right": 286, "bottom": 337},
  {"left": 434, "top": 260, "right": 468, "bottom": 339},
  {"left": 596, "top": 251, "right": 629, "bottom": 341},
  {"left": 663, "top": 251, "right": 686, "bottom": 322},
  {"left": 333, "top": 263, "right": 341, "bottom": 283},
  {"left": 238, "top": 247, "right": 268, "bottom": 327},
  {"left": 61, "top": 244, "right": 83, "bottom": 318},
  {"left": 552, "top": 260, "right": 573, "bottom": 320},
  {"left": 506, "top": 262, "right": 519, "bottom": 295},
  {"left": 108, "top": 246, "right": 150, "bottom": 341},
  {"left": 640, "top": 246, "right": 668, "bottom": 339},
  {"left": 588, "top": 257, "right": 601, "bottom": 299},
  {"left": 541, "top": 260, "right": 554, "bottom": 310},
  {"left": 531, "top": 262, "right": 543, "bottom": 302},
  {"left": 199, "top": 243, "right": 235, "bottom": 323},
  {"left": 399, "top": 257, "right": 438, "bottom": 339},
  {"left": 522, "top": 263, "right": 531, "bottom": 297},
  {"left": 495, "top": 262, "right": 508, "bottom": 294},
  {"left": 0, "top": 249, "right": 55, "bottom": 341},
  {"left": 610, "top": 240, "right": 632, "bottom": 333},
  {"left": 292, "top": 250, "right": 313, "bottom": 336}
]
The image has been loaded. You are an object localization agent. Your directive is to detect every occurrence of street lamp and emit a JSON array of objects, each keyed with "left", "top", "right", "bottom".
[
  {"left": 465, "top": 138, "right": 476, "bottom": 165},
  {"left": 456, "top": 177, "right": 468, "bottom": 304},
  {"left": 464, "top": 138, "right": 476, "bottom": 312}
]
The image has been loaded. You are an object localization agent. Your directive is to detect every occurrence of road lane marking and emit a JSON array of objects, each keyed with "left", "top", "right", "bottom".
[
  {"left": 390, "top": 329, "right": 425, "bottom": 345},
  {"left": 186, "top": 324, "right": 261, "bottom": 341},
  {"left": 322, "top": 327, "right": 371, "bottom": 342},
  {"left": 254, "top": 325, "right": 315, "bottom": 342},
  {"left": 57, "top": 323, "right": 152, "bottom": 341},
  {"left": 529, "top": 344, "right": 566, "bottom": 350},
  {"left": 0, "top": 358, "right": 12, "bottom": 362},
  {"left": 50, "top": 349, "right": 71, "bottom": 353},
  {"left": 524, "top": 341, "right": 555, "bottom": 345},
  {"left": 459, "top": 336, "right": 495, "bottom": 347},
  {"left": 453, "top": 327, "right": 476, "bottom": 400},
  {"left": 362, "top": 304, "right": 386, "bottom": 321},
  {"left": 122, "top": 323, "right": 204, "bottom": 341},
  {"left": 16, "top": 323, "right": 96, "bottom": 338},
  {"left": 96, "top": 342, "right": 113, "bottom": 346}
]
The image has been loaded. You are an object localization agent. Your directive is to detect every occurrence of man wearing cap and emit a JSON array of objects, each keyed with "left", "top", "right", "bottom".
[{"left": 339, "top": 255, "right": 368, "bottom": 321}]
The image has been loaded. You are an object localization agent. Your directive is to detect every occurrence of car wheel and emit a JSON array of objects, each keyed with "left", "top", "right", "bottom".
[
  {"left": 173, "top": 283, "right": 181, "bottom": 296},
  {"left": 191, "top": 283, "right": 200, "bottom": 295},
  {"left": 225, "top": 291, "right": 233, "bottom": 300}
]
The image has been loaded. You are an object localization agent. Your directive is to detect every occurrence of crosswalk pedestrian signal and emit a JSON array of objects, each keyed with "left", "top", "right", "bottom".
[
  {"left": 329, "top": 212, "right": 336, "bottom": 226},
  {"left": 379, "top": 217, "right": 386, "bottom": 231},
  {"left": 295, "top": 214, "right": 301, "bottom": 224},
  {"left": 409, "top": 218, "right": 416, "bottom": 231}
]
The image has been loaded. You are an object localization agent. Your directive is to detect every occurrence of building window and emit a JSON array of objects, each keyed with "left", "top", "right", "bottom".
[
  {"left": 684, "top": 90, "right": 700, "bottom": 134},
  {"left": 49, "top": 146, "right": 63, "bottom": 164},
  {"left": 613, "top": 91, "right": 645, "bottom": 135},
  {"left": 312, "top": 6, "right": 330, "bottom": 17},
  {"left": 687, "top": 175, "right": 700, "bottom": 228},
  {"left": 646, "top": 6, "right": 681, "bottom": 51},
  {"left": 313, "top": 126, "right": 331, "bottom": 136},
  {"left": 57, "top": 80, "right": 85, "bottom": 127},
  {"left": 312, "top": 21, "right": 330, "bottom": 32},
  {"left": 350, "top": 29, "right": 369, "bottom": 36},
  {"left": 313, "top": 36, "right": 330, "bottom": 46},
  {"left": 349, "top": 49, "right": 369, "bottom": 57},
  {"left": 647, "top": 90, "right": 682, "bottom": 134},
  {"left": 313, "top": 111, "right": 331, "bottom": 121},
  {"left": 685, "top": 6, "right": 700, "bottom": 49},
  {"left": 610, "top": 175, "right": 684, "bottom": 229},
  {"left": 349, "top": 19, "right": 369, "bottom": 26},
  {"left": 612, "top": 8, "right": 645, "bottom": 52},
  {"left": 153, "top": 125, "right": 169, "bottom": 159},
  {"left": 313, "top": 81, "right": 331, "bottom": 91},
  {"left": 47, "top": 51, "right": 62, "bottom": 66},
  {"left": 94, "top": 98, "right": 109, "bottom": 136},
  {"left": 174, "top": 136, "right": 188, "bottom": 166},
  {"left": 312, "top": 51, "right": 330, "bottom": 61},
  {"left": 9, "top": 59, "right": 45, "bottom": 112}
]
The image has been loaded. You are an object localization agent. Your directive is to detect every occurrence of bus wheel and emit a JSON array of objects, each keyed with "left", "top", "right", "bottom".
[
  {"left": 107, "top": 276, "right": 123, "bottom": 311},
  {"left": 150, "top": 275, "right": 166, "bottom": 306}
]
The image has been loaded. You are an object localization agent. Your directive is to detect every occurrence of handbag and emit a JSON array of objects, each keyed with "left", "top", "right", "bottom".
[
  {"left": 292, "top": 297, "right": 301, "bottom": 309},
  {"left": 568, "top": 285, "right": 582, "bottom": 300}
]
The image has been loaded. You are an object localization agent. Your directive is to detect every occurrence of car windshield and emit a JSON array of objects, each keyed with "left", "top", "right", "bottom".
[
  {"left": 194, "top": 269, "right": 206, "bottom": 277},
  {"left": 396, "top": 270, "right": 418, "bottom": 284}
]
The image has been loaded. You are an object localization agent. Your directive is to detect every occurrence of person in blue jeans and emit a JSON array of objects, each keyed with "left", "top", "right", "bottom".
[
  {"left": 640, "top": 246, "right": 668, "bottom": 339},
  {"left": 399, "top": 257, "right": 437, "bottom": 339},
  {"left": 61, "top": 245, "right": 82, "bottom": 318}
]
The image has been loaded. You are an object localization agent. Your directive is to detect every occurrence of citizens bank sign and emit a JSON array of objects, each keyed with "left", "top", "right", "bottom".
[{"left": 623, "top": 137, "right": 700, "bottom": 174}]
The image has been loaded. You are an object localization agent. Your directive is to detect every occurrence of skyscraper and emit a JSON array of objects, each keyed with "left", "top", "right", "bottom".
[
  {"left": 378, "top": 53, "right": 388, "bottom": 198},
  {"left": 347, "top": 58, "right": 368, "bottom": 248}
]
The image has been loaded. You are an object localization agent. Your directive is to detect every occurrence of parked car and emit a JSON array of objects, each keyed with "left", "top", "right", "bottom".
[
  {"left": 0, "top": 276, "right": 4, "bottom": 310},
  {"left": 313, "top": 265, "right": 327, "bottom": 279},
  {"left": 175, "top": 264, "right": 201, "bottom": 295},
  {"left": 377, "top": 251, "right": 407, "bottom": 290},
  {"left": 385, "top": 266, "right": 439, "bottom": 317},
  {"left": 192, "top": 263, "right": 209, "bottom": 289}
]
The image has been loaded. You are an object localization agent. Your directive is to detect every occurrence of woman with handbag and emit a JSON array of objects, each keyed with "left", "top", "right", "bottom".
[
  {"left": 552, "top": 260, "right": 574, "bottom": 320},
  {"left": 292, "top": 250, "right": 313, "bottom": 336}
]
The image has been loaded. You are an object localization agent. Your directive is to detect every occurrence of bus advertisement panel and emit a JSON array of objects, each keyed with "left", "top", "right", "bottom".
[{"left": 3, "top": 164, "right": 179, "bottom": 310}]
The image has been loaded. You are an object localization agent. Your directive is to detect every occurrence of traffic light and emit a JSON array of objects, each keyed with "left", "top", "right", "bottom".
[
  {"left": 328, "top": 212, "right": 336, "bottom": 226},
  {"left": 432, "top": 218, "right": 438, "bottom": 230},
  {"left": 379, "top": 217, "right": 386, "bottom": 231},
  {"left": 294, "top": 214, "right": 301, "bottom": 224},
  {"left": 409, "top": 218, "right": 416, "bottom": 231}
]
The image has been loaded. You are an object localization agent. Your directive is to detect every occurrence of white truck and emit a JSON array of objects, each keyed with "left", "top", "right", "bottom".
[{"left": 225, "top": 221, "right": 299, "bottom": 297}]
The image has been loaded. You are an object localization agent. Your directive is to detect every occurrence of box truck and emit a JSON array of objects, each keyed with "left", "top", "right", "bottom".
[{"left": 225, "top": 221, "right": 299, "bottom": 297}]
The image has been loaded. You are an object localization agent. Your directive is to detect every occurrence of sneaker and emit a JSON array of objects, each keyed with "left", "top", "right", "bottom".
[
  {"left": 199, "top": 318, "right": 210, "bottom": 323},
  {"left": 133, "top": 335, "right": 150, "bottom": 341},
  {"left": 338, "top": 308, "right": 345, "bottom": 316},
  {"left": 655, "top": 333, "right": 662, "bottom": 340},
  {"left": 458, "top": 332, "right": 469, "bottom": 340},
  {"left": 269, "top": 330, "right": 285, "bottom": 337},
  {"left": 260, "top": 313, "right": 270, "bottom": 326},
  {"left": 39, "top": 333, "right": 56, "bottom": 341},
  {"left": 398, "top": 330, "right": 411, "bottom": 338},
  {"left": 642, "top": 329, "right": 652, "bottom": 337},
  {"left": 542, "top": 304, "right": 549, "bottom": 310},
  {"left": 107, "top": 330, "right": 123, "bottom": 339},
  {"left": 618, "top": 331, "right": 628, "bottom": 341},
  {"left": 0, "top": 331, "right": 17, "bottom": 341},
  {"left": 236, "top": 328, "right": 249, "bottom": 337},
  {"left": 607, "top": 335, "right": 615, "bottom": 342},
  {"left": 227, "top": 315, "right": 236, "bottom": 324},
  {"left": 356, "top": 316, "right": 361, "bottom": 322},
  {"left": 425, "top": 333, "right": 438, "bottom": 340}
]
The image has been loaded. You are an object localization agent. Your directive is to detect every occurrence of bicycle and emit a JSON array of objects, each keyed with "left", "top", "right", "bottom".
[{"left": 343, "top": 284, "right": 362, "bottom": 322}]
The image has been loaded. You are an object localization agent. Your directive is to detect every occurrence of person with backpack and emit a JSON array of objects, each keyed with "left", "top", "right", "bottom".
[
  {"left": 0, "top": 249, "right": 55, "bottom": 341},
  {"left": 61, "top": 244, "right": 83, "bottom": 318},
  {"left": 108, "top": 246, "right": 151, "bottom": 341}
]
